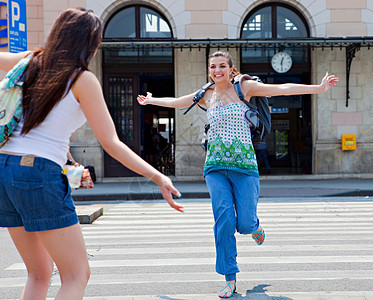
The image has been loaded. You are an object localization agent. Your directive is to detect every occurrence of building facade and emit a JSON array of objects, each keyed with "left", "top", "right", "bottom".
[{"left": 2, "top": 0, "right": 373, "bottom": 179}]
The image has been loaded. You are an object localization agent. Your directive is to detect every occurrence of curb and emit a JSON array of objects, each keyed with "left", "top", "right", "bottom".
[
  {"left": 76, "top": 206, "right": 103, "bottom": 224},
  {"left": 325, "top": 190, "right": 373, "bottom": 197},
  {"left": 72, "top": 190, "right": 373, "bottom": 202},
  {"left": 72, "top": 192, "right": 211, "bottom": 201}
]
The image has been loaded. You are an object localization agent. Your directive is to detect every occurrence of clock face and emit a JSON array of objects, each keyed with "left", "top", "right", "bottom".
[{"left": 271, "top": 52, "right": 292, "bottom": 73}]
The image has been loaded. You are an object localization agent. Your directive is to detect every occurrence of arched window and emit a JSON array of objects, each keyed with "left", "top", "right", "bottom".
[
  {"left": 241, "top": 3, "right": 309, "bottom": 64},
  {"left": 103, "top": 5, "right": 173, "bottom": 63},
  {"left": 242, "top": 5, "right": 308, "bottom": 39},
  {"left": 104, "top": 6, "right": 172, "bottom": 39}
]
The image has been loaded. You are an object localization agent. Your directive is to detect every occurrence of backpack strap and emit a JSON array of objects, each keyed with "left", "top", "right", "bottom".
[
  {"left": 4, "top": 55, "right": 31, "bottom": 89},
  {"left": 233, "top": 74, "right": 258, "bottom": 111},
  {"left": 183, "top": 81, "right": 214, "bottom": 115}
]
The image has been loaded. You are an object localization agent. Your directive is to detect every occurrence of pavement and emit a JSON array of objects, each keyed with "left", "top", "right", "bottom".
[
  {"left": 73, "top": 174, "right": 373, "bottom": 223},
  {"left": 73, "top": 174, "right": 373, "bottom": 201},
  {"left": 3, "top": 198, "right": 373, "bottom": 298}
]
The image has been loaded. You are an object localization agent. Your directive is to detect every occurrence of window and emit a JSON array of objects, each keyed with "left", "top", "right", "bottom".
[
  {"left": 241, "top": 4, "right": 309, "bottom": 64},
  {"left": 242, "top": 6, "right": 271, "bottom": 39},
  {"left": 140, "top": 7, "right": 171, "bottom": 38},
  {"left": 277, "top": 6, "right": 307, "bottom": 38},
  {"left": 103, "top": 6, "right": 173, "bottom": 64},
  {"left": 104, "top": 7, "right": 136, "bottom": 38},
  {"left": 104, "top": 6, "right": 172, "bottom": 39}
]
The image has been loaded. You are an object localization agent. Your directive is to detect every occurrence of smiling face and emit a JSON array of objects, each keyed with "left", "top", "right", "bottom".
[{"left": 209, "top": 56, "right": 233, "bottom": 83}]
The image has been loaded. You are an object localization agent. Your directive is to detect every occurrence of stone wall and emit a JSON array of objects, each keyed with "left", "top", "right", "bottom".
[
  {"left": 27, "top": 0, "right": 44, "bottom": 50},
  {"left": 174, "top": 49, "right": 207, "bottom": 176},
  {"left": 43, "top": 0, "right": 86, "bottom": 40},
  {"left": 313, "top": 47, "right": 373, "bottom": 174}
]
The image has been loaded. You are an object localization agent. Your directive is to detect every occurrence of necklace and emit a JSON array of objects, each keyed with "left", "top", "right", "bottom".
[
  {"left": 208, "top": 82, "right": 231, "bottom": 106},
  {"left": 206, "top": 96, "right": 223, "bottom": 107}
]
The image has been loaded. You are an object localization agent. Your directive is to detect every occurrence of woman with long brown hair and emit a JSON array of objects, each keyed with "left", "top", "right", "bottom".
[
  {"left": 0, "top": 8, "right": 183, "bottom": 299},
  {"left": 138, "top": 50, "right": 337, "bottom": 298}
]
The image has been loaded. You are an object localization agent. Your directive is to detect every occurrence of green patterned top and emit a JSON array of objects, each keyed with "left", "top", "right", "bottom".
[{"left": 203, "top": 102, "right": 259, "bottom": 177}]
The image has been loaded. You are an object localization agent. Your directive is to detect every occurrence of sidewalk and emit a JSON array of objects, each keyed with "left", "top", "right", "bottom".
[{"left": 72, "top": 175, "right": 373, "bottom": 201}]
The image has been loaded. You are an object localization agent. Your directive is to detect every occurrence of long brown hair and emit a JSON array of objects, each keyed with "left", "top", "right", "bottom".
[
  {"left": 208, "top": 51, "right": 241, "bottom": 81},
  {"left": 21, "top": 8, "right": 102, "bottom": 134}
]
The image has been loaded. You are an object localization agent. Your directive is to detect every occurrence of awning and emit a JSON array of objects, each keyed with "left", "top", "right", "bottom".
[
  {"left": 101, "top": 37, "right": 373, "bottom": 106},
  {"left": 101, "top": 37, "right": 373, "bottom": 49}
]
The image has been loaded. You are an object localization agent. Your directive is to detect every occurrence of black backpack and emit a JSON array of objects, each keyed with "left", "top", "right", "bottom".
[
  {"left": 184, "top": 74, "right": 271, "bottom": 150},
  {"left": 233, "top": 74, "right": 271, "bottom": 145}
]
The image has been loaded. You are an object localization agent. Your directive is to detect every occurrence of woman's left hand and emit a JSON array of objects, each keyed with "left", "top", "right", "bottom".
[
  {"left": 154, "top": 174, "right": 184, "bottom": 213},
  {"left": 321, "top": 72, "right": 338, "bottom": 92}
]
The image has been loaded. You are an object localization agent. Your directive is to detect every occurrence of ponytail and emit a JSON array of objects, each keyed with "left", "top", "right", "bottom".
[{"left": 230, "top": 67, "right": 242, "bottom": 81}]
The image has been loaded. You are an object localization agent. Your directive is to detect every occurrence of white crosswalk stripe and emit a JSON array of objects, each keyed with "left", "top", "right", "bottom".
[{"left": 1, "top": 199, "right": 373, "bottom": 299}]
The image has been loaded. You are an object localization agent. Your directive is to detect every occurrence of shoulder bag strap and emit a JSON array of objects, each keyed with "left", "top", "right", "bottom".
[{"left": 183, "top": 81, "right": 214, "bottom": 115}]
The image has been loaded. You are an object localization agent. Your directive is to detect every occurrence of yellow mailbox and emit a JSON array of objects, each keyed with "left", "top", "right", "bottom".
[{"left": 341, "top": 134, "right": 356, "bottom": 150}]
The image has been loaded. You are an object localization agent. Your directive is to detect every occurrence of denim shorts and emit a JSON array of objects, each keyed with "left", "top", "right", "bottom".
[{"left": 0, "top": 153, "right": 79, "bottom": 232}]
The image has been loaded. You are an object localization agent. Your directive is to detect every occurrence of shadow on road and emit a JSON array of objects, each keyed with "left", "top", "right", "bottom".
[
  {"left": 235, "top": 284, "right": 294, "bottom": 299},
  {"left": 156, "top": 284, "right": 293, "bottom": 300},
  {"left": 157, "top": 296, "right": 185, "bottom": 300}
]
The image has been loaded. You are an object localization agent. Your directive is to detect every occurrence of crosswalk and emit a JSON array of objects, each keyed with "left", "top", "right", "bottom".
[{"left": 1, "top": 198, "right": 373, "bottom": 299}]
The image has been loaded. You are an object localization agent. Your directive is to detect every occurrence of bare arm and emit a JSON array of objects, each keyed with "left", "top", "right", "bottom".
[
  {"left": 72, "top": 71, "right": 183, "bottom": 212},
  {"left": 0, "top": 51, "right": 31, "bottom": 72},
  {"left": 67, "top": 150, "right": 80, "bottom": 167},
  {"left": 137, "top": 91, "right": 204, "bottom": 108},
  {"left": 243, "top": 73, "right": 338, "bottom": 98}
]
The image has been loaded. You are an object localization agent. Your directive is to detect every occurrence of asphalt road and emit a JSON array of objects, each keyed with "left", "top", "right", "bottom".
[{"left": 1, "top": 197, "right": 373, "bottom": 299}]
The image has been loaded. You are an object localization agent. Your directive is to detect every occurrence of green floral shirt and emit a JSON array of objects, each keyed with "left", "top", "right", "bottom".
[{"left": 204, "top": 102, "right": 259, "bottom": 177}]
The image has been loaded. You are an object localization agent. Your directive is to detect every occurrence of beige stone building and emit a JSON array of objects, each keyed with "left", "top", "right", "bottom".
[{"left": 1, "top": 0, "right": 373, "bottom": 179}]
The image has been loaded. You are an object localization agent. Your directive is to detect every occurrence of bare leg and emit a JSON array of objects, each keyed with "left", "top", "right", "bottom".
[
  {"left": 8, "top": 227, "right": 54, "bottom": 300},
  {"left": 36, "top": 223, "right": 90, "bottom": 300}
]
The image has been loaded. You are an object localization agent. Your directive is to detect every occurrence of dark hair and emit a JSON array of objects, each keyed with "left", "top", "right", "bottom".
[
  {"left": 21, "top": 8, "right": 103, "bottom": 134},
  {"left": 208, "top": 51, "right": 241, "bottom": 81}
]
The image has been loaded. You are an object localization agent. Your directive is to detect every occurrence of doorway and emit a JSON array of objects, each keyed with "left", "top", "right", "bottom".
[
  {"left": 240, "top": 2, "right": 312, "bottom": 174},
  {"left": 243, "top": 72, "right": 312, "bottom": 175},
  {"left": 103, "top": 70, "right": 175, "bottom": 177},
  {"left": 140, "top": 74, "right": 175, "bottom": 176},
  {"left": 102, "top": 4, "right": 175, "bottom": 177}
]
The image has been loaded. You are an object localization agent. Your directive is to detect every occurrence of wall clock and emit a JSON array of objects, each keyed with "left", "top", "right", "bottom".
[{"left": 271, "top": 52, "right": 292, "bottom": 73}]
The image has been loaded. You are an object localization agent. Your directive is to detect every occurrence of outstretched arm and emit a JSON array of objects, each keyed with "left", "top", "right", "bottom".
[
  {"left": 73, "top": 71, "right": 184, "bottom": 212},
  {"left": 0, "top": 51, "right": 31, "bottom": 72},
  {"left": 137, "top": 91, "right": 203, "bottom": 108},
  {"left": 243, "top": 73, "right": 338, "bottom": 98}
]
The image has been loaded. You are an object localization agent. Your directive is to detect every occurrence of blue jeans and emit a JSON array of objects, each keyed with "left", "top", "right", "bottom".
[{"left": 205, "top": 169, "right": 260, "bottom": 282}]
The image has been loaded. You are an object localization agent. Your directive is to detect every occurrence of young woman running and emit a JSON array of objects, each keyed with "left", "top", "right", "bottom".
[{"left": 138, "top": 50, "right": 337, "bottom": 298}]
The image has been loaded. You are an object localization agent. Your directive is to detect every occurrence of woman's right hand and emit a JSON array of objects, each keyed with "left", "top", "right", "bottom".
[{"left": 137, "top": 92, "right": 152, "bottom": 105}]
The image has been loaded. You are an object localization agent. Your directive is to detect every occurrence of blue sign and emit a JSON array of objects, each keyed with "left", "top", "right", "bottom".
[
  {"left": 0, "top": 2, "right": 7, "bottom": 47},
  {"left": 8, "top": 0, "right": 27, "bottom": 53},
  {"left": 270, "top": 107, "right": 289, "bottom": 114}
]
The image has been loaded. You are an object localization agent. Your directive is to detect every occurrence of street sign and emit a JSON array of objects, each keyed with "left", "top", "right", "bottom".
[{"left": 7, "top": 0, "right": 27, "bottom": 53}]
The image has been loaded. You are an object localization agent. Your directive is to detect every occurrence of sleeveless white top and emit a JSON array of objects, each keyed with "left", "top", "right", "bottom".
[{"left": 1, "top": 89, "right": 86, "bottom": 167}]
